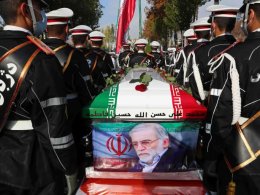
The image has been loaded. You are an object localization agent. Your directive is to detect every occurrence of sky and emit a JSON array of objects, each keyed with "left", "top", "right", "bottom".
[{"left": 99, "top": 0, "right": 243, "bottom": 39}]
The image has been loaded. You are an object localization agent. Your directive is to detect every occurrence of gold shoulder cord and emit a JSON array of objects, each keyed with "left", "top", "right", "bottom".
[
  {"left": 53, "top": 44, "right": 67, "bottom": 52},
  {"left": 62, "top": 50, "right": 75, "bottom": 73}
]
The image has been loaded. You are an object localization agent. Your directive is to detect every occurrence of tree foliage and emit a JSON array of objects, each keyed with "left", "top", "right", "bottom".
[
  {"left": 164, "top": 0, "right": 201, "bottom": 32},
  {"left": 102, "top": 24, "right": 116, "bottom": 51},
  {"left": 48, "top": 0, "right": 103, "bottom": 29},
  {"left": 143, "top": 0, "right": 206, "bottom": 47},
  {"left": 143, "top": 0, "right": 169, "bottom": 47}
]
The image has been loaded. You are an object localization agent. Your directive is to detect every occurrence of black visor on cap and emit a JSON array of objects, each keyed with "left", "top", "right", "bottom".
[
  {"left": 240, "top": 0, "right": 260, "bottom": 12},
  {"left": 208, "top": 15, "right": 213, "bottom": 23},
  {"left": 239, "top": 4, "right": 246, "bottom": 12}
]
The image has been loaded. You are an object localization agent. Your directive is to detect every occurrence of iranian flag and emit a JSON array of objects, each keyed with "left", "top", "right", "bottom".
[{"left": 116, "top": 0, "right": 136, "bottom": 53}]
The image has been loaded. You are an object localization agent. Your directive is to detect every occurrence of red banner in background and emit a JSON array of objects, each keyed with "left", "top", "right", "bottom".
[{"left": 116, "top": 0, "right": 136, "bottom": 53}]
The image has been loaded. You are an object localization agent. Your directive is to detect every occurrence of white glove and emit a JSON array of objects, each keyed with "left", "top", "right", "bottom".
[{"left": 65, "top": 171, "right": 78, "bottom": 195}]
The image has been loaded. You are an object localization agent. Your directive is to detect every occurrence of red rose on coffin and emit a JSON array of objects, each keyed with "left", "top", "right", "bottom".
[{"left": 135, "top": 84, "right": 147, "bottom": 92}]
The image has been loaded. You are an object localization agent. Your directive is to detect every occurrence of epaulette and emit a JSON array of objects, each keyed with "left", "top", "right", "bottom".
[
  {"left": 212, "top": 41, "right": 240, "bottom": 60},
  {"left": 27, "top": 35, "right": 55, "bottom": 55}
]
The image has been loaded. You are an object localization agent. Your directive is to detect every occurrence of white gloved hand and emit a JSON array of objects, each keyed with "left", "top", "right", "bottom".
[{"left": 65, "top": 171, "right": 78, "bottom": 195}]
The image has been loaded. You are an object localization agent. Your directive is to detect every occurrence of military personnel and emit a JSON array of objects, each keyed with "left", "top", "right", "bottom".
[
  {"left": 85, "top": 31, "right": 114, "bottom": 94},
  {"left": 165, "top": 47, "right": 176, "bottom": 73},
  {"left": 204, "top": 1, "right": 260, "bottom": 194},
  {"left": 189, "top": 5, "right": 239, "bottom": 193},
  {"left": 174, "top": 28, "right": 198, "bottom": 86},
  {"left": 149, "top": 41, "right": 165, "bottom": 69},
  {"left": 44, "top": 8, "right": 94, "bottom": 180},
  {"left": 118, "top": 40, "right": 133, "bottom": 67},
  {"left": 0, "top": 0, "right": 77, "bottom": 194},
  {"left": 186, "top": 17, "right": 211, "bottom": 99},
  {"left": 69, "top": 25, "right": 96, "bottom": 95},
  {"left": 199, "top": 5, "right": 238, "bottom": 103},
  {"left": 128, "top": 38, "right": 156, "bottom": 68},
  {"left": 109, "top": 51, "right": 119, "bottom": 70},
  {"left": 70, "top": 24, "right": 92, "bottom": 51}
]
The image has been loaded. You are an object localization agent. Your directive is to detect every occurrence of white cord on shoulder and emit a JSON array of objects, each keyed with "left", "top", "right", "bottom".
[
  {"left": 188, "top": 51, "right": 205, "bottom": 100},
  {"left": 174, "top": 49, "right": 186, "bottom": 68},
  {"left": 208, "top": 53, "right": 241, "bottom": 124},
  {"left": 176, "top": 50, "right": 187, "bottom": 81},
  {"left": 226, "top": 53, "right": 241, "bottom": 124}
]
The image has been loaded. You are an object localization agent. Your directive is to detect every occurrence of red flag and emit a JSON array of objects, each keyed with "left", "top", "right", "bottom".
[{"left": 116, "top": 0, "right": 136, "bottom": 53}]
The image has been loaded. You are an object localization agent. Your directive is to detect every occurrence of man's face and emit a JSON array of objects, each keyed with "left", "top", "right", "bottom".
[{"left": 130, "top": 128, "right": 168, "bottom": 165}]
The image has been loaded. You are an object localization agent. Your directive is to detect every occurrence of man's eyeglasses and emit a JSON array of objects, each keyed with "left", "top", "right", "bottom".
[{"left": 132, "top": 138, "right": 160, "bottom": 148}]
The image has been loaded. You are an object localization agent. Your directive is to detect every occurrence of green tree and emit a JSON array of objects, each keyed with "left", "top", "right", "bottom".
[
  {"left": 143, "top": 0, "right": 169, "bottom": 49},
  {"left": 48, "top": 0, "right": 103, "bottom": 29},
  {"left": 102, "top": 24, "right": 116, "bottom": 51},
  {"left": 164, "top": 0, "right": 199, "bottom": 32}
]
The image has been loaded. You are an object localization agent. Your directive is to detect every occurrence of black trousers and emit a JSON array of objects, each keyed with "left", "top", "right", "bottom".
[
  {"left": 0, "top": 170, "right": 65, "bottom": 195},
  {"left": 0, "top": 181, "right": 64, "bottom": 195}
]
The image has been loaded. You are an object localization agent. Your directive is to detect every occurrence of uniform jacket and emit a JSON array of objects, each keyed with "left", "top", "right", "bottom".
[
  {"left": 118, "top": 50, "right": 133, "bottom": 67},
  {"left": 85, "top": 47, "right": 114, "bottom": 94},
  {"left": 150, "top": 51, "right": 165, "bottom": 69},
  {"left": 175, "top": 43, "right": 199, "bottom": 86},
  {"left": 0, "top": 30, "right": 77, "bottom": 189},
  {"left": 206, "top": 32, "right": 260, "bottom": 174},
  {"left": 128, "top": 52, "right": 156, "bottom": 68},
  {"left": 188, "top": 35, "right": 236, "bottom": 102},
  {"left": 44, "top": 38, "right": 94, "bottom": 106}
]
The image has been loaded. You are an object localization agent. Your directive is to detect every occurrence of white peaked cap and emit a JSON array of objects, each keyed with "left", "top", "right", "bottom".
[
  {"left": 89, "top": 31, "right": 105, "bottom": 41},
  {"left": 135, "top": 38, "right": 148, "bottom": 46},
  {"left": 70, "top": 25, "right": 92, "bottom": 35},
  {"left": 190, "top": 17, "right": 211, "bottom": 31},
  {"left": 167, "top": 47, "right": 176, "bottom": 52},
  {"left": 122, "top": 40, "right": 132, "bottom": 46},
  {"left": 207, "top": 5, "right": 238, "bottom": 18},
  {"left": 150, "top": 41, "right": 160, "bottom": 47},
  {"left": 47, "top": 8, "right": 74, "bottom": 25},
  {"left": 183, "top": 28, "right": 195, "bottom": 37}
]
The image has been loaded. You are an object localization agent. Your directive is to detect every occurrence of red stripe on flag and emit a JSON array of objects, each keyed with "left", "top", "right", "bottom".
[{"left": 116, "top": 0, "right": 136, "bottom": 53}]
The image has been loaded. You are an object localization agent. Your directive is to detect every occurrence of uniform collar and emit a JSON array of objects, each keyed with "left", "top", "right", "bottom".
[
  {"left": 211, "top": 34, "right": 235, "bottom": 43},
  {"left": 253, "top": 28, "right": 260, "bottom": 32},
  {"left": 246, "top": 31, "right": 260, "bottom": 40},
  {"left": 197, "top": 38, "right": 209, "bottom": 43},
  {"left": 4, "top": 25, "right": 33, "bottom": 36},
  {"left": 216, "top": 32, "right": 232, "bottom": 37}
]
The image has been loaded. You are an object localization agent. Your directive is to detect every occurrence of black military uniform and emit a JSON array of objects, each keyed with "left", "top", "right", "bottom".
[
  {"left": 204, "top": 3, "right": 260, "bottom": 194},
  {"left": 185, "top": 17, "right": 211, "bottom": 101},
  {"left": 205, "top": 33, "right": 260, "bottom": 194},
  {"left": 174, "top": 29, "right": 198, "bottom": 86},
  {"left": 0, "top": 25, "right": 77, "bottom": 195},
  {"left": 188, "top": 35, "right": 236, "bottom": 103},
  {"left": 128, "top": 51, "right": 156, "bottom": 68},
  {"left": 45, "top": 8, "right": 95, "bottom": 182},
  {"left": 128, "top": 38, "right": 156, "bottom": 68},
  {"left": 150, "top": 51, "right": 165, "bottom": 69},
  {"left": 149, "top": 41, "right": 165, "bottom": 69},
  {"left": 165, "top": 48, "right": 176, "bottom": 73},
  {"left": 70, "top": 25, "right": 97, "bottom": 97},
  {"left": 118, "top": 48, "right": 133, "bottom": 67},
  {"left": 86, "top": 31, "right": 114, "bottom": 94}
]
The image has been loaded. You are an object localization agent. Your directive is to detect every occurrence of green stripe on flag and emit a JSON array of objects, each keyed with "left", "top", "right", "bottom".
[{"left": 82, "top": 84, "right": 119, "bottom": 119}]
